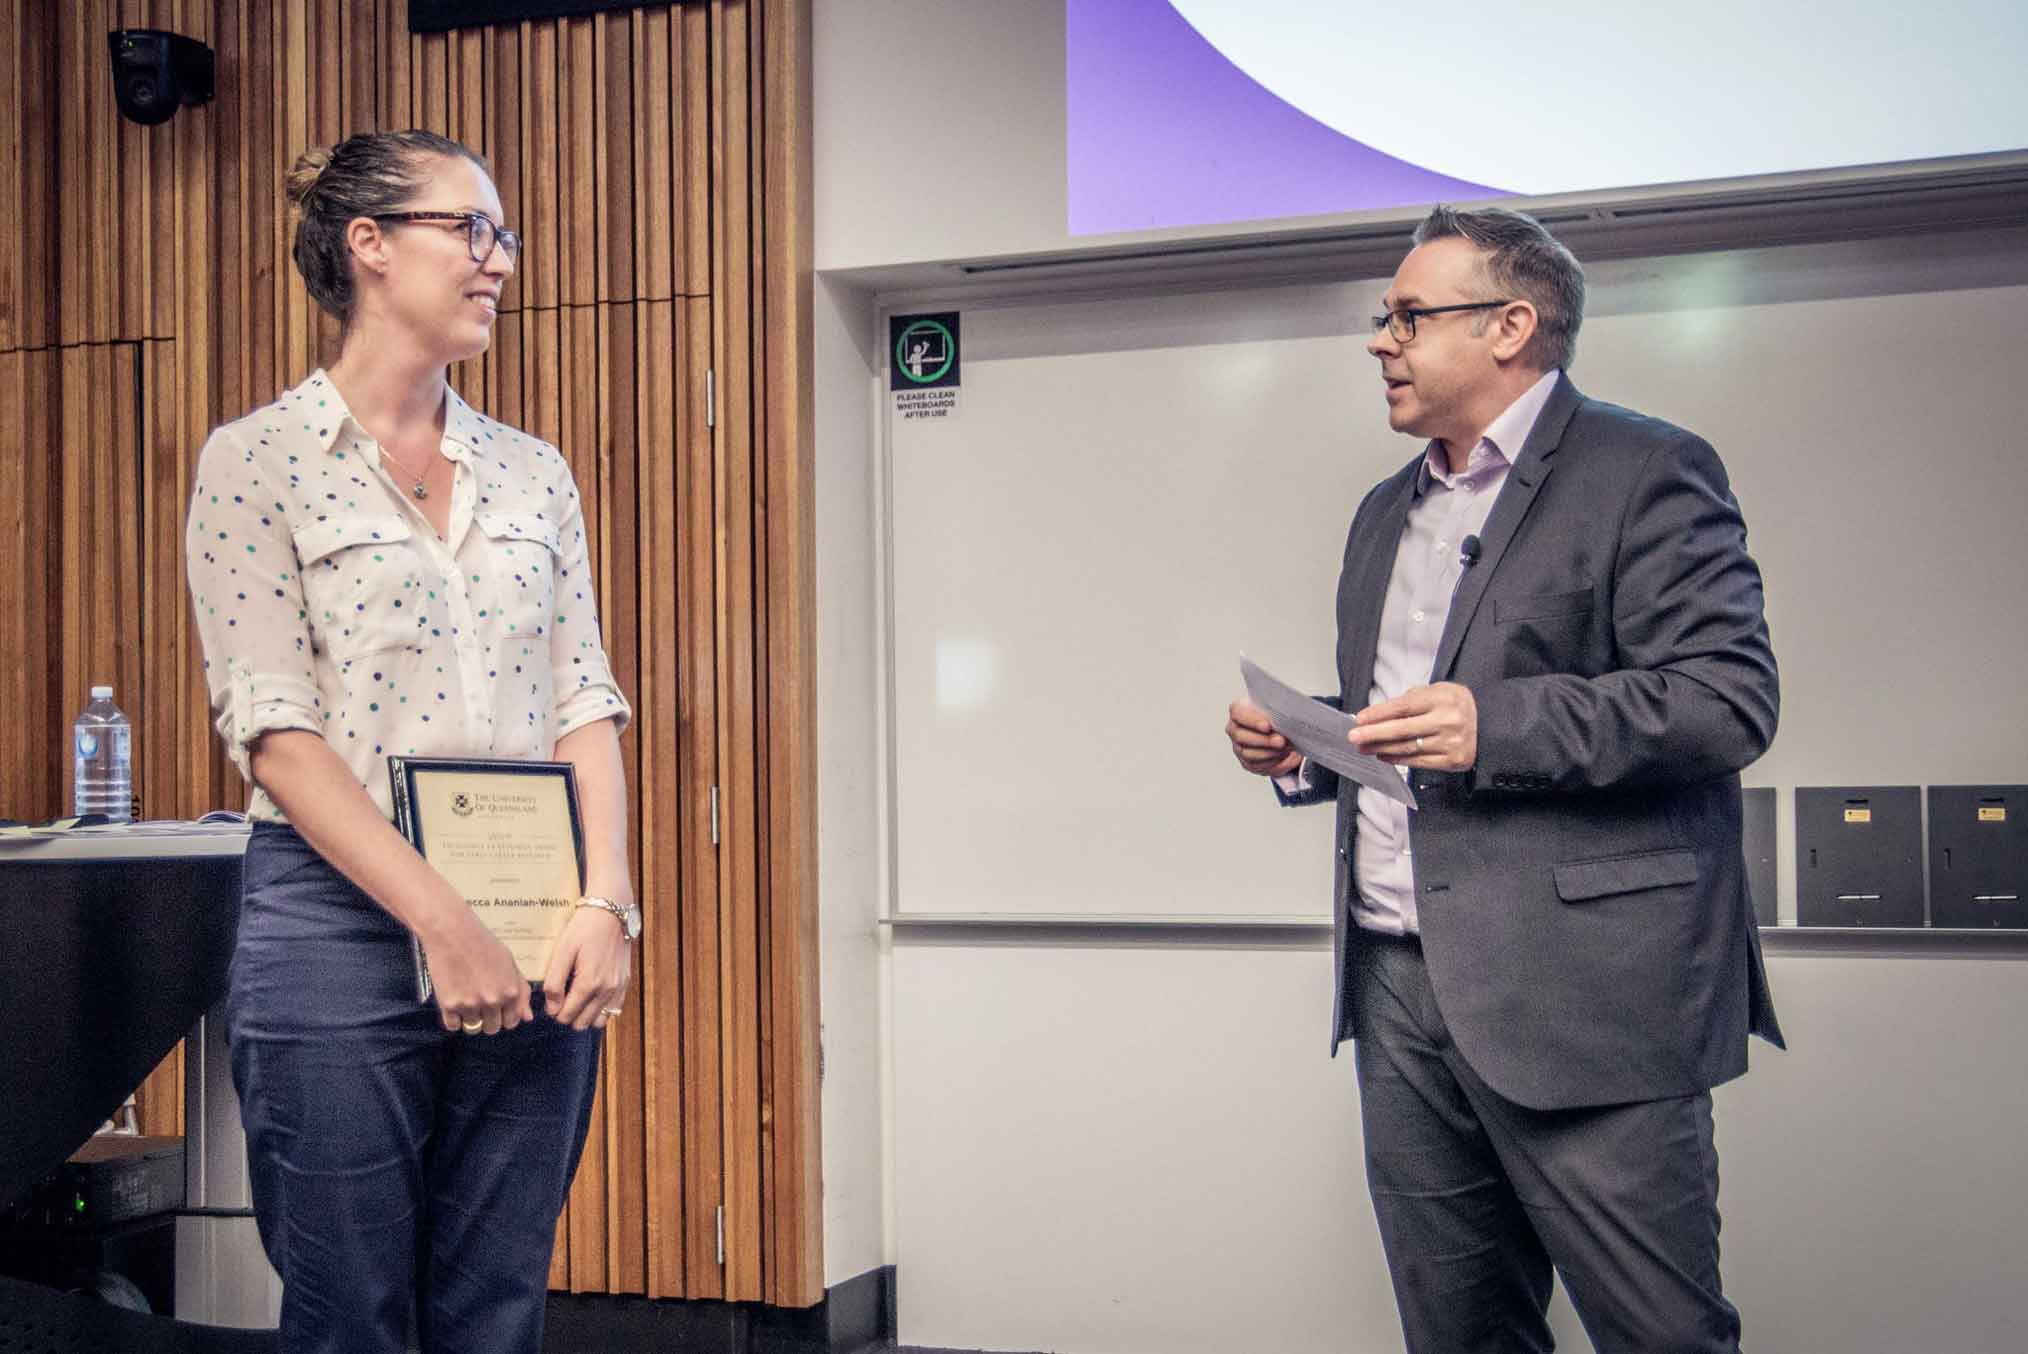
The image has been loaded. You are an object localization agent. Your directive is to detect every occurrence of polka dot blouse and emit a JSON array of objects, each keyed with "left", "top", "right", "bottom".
[{"left": 185, "top": 370, "right": 633, "bottom": 823}]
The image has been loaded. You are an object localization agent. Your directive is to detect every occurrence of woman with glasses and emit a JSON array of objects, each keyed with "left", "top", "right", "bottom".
[{"left": 184, "top": 130, "right": 637, "bottom": 1354}]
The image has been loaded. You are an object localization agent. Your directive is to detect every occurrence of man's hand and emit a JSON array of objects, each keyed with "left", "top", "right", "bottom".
[
  {"left": 1348, "top": 682, "right": 1478, "bottom": 771},
  {"left": 1227, "top": 697, "right": 1302, "bottom": 778}
]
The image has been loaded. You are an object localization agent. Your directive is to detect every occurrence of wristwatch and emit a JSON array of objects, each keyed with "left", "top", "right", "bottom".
[{"left": 578, "top": 895, "right": 642, "bottom": 942}]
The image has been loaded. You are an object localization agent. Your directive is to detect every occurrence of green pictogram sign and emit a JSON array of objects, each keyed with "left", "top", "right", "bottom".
[{"left": 890, "top": 313, "right": 960, "bottom": 390}]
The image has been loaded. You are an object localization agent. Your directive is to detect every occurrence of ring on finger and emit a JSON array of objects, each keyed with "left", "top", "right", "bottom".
[
  {"left": 600, "top": 1006, "right": 623, "bottom": 1018},
  {"left": 1414, "top": 736, "right": 1424, "bottom": 753},
  {"left": 459, "top": 1016, "right": 484, "bottom": 1034}
]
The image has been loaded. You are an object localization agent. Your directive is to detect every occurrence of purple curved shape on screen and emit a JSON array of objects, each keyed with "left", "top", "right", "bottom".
[{"left": 1068, "top": 0, "right": 1508, "bottom": 236}]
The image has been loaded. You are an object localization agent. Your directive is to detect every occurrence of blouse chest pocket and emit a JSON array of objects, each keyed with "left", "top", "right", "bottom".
[
  {"left": 474, "top": 510, "right": 562, "bottom": 643},
  {"left": 293, "top": 514, "right": 430, "bottom": 661}
]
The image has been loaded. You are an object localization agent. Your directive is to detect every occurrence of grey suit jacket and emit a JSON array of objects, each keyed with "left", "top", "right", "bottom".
[{"left": 1293, "top": 374, "right": 1784, "bottom": 1111}]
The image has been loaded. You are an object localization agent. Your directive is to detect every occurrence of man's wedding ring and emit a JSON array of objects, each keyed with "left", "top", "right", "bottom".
[{"left": 460, "top": 1017, "right": 485, "bottom": 1034}]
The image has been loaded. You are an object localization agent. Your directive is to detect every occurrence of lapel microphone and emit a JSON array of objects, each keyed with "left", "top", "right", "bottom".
[{"left": 1459, "top": 534, "right": 1482, "bottom": 570}]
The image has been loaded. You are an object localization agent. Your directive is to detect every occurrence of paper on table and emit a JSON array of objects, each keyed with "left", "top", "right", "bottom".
[
  {"left": 1240, "top": 655, "right": 1417, "bottom": 809},
  {"left": 0, "top": 817, "right": 252, "bottom": 844}
]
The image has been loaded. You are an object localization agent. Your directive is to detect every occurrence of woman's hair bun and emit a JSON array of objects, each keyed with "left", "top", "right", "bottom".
[{"left": 284, "top": 147, "right": 333, "bottom": 207}]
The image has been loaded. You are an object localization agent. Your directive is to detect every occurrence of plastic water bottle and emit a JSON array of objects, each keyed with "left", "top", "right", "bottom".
[{"left": 73, "top": 686, "right": 133, "bottom": 823}]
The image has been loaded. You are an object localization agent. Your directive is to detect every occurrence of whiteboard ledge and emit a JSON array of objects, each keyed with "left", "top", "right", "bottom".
[{"left": 884, "top": 912, "right": 1330, "bottom": 930}]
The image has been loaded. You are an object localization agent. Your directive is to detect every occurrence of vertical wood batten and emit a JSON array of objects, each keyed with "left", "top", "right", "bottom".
[
  {"left": 562, "top": 299, "right": 608, "bottom": 1295},
  {"left": 280, "top": 0, "right": 312, "bottom": 382},
  {"left": 0, "top": 350, "right": 57, "bottom": 816},
  {"left": 677, "top": 294, "right": 724, "bottom": 1300},
  {"left": 114, "top": 5, "right": 150, "bottom": 340},
  {"left": 0, "top": 355, "right": 23, "bottom": 812},
  {"left": 13, "top": 1, "right": 57, "bottom": 349},
  {"left": 88, "top": 0, "right": 120, "bottom": 343},
  {"left": 485, "top": 20, "right": 521, "bottom": 272},
  {"left": 759, "top": 0, "right": 821, "bottom": 1307},
  {"left": 379, "top": 0, "right": 412, "bottom": 128},
  {"left": 595, "top": 13, "right": 632, "bottom": 305},
  {"left": 679, "top": 4, "right": 711, "bottom": 297},
  {"left": 524, "top": 20, "right": 559, "bottom": 312},
  {"left": 745, "top": 0, "right": 777, "bottom": 1299},
  {"left": 560, "top": 17, "right": 597, "bottom": 307},
  {"left": 415, "top": 24, "right": 447, "bottom": 140},
  {"left": 632, "top": 6, "right": 671, "bottom": 301},
  {"left": 709, "top": 0, "right": 765, "bottom": 1304},
  {"left": 600, "top": 298, "right": 649, "bottom": 1295},
  {"left": 0, "top": 3, "right": 22, "bottom": 352},
  {"left": 133, "top": 337, "right": 184, "bottom": 1142},
  {"left": 340, "top": 0, "right": 374, "bottom": 133},
  {"left": 635, "top": 296, "right": 688, "bottom": 1298},
  {"left": 456, "top": 27, "right": 485, "bottom": 149},
  {"left": 57, "top": 348, "right": 90, "bottom": 738},
  {"left": 53, "top": 0, "right": 85, "bottom": 345}
]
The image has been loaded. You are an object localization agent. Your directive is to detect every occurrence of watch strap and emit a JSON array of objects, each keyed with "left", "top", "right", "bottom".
[{"left": 577, "top": 894, "right": 640, "bottom": 940}]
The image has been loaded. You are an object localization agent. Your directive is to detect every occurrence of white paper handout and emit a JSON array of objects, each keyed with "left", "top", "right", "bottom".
[{"left": 1240, "top": 655, "right": 1417, "bottom": 809}]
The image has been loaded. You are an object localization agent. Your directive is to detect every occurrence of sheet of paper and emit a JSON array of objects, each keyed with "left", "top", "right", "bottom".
[{"left": 1240, "top": 655, "right": 1417, "bottom": 809}]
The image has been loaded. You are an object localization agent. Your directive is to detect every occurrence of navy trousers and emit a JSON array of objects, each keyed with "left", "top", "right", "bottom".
[
  {"left": 228, "top": 823, "right": 602, "bottom": 1354},
  {"left": 1349, "top": 932, "right": 1741, "bottom": 1354}
]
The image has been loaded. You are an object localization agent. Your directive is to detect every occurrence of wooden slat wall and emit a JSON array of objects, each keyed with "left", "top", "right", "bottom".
[
  {"left": 0, "top": 0, "right": 819, "bottom": 1307},
  {"left": 709, "top": 0, "right": 820, "bottom": 1307}
]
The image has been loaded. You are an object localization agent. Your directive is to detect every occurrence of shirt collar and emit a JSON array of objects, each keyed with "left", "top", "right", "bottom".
[
  {"left": 1416, "top": 368, "right": 1561, "bottom": 495},
  {"left": 440, "top": 383, "right": 489, "bottom": 457},
  {"left": 302, "top": 368, "right": 488, "bottom": 461}
]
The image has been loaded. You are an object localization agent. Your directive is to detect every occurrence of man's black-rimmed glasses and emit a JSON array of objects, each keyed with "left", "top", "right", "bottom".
[
  {"left": 372, "top": 211, "right": 522, "bottom": 264},
  {"left": 1369, "top": 300, "right": 1513, "bottom": 344}
]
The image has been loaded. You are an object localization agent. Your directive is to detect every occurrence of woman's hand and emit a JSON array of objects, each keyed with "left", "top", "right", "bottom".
[
  {"left": 421, "top": 907, "right": 534, "bottom": 1035},
  {"left": 542, "top": 905, "right": 634, "bottom": 1032}
]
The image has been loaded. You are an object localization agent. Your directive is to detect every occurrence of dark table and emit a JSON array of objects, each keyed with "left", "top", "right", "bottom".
[{"left": 0, "top": 828, "right": 246, "bottom": 1212}]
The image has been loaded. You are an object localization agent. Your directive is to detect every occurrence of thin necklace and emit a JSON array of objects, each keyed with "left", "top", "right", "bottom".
[{"left": 379, "top": 444, "right": 440, "bottom": 501}]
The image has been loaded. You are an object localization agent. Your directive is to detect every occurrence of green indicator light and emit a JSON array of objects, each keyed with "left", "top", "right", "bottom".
[{"left": 74, "top": 1194, "right": 86, "bottom": 1214}]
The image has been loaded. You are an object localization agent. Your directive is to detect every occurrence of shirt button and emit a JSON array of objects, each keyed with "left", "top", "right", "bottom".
[{"left": 1412, "top": 610, "right": 1426, "bottom": 623}]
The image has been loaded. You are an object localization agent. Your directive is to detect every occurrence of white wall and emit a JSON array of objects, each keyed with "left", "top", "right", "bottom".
[
  {"left": 815, "top": 272, "right": 886, "bottom": 1285},
  {"left": 889, "top": 942, "right": 2028, "bottom": 1354},
  {"left": 815, "top": 0, "right": 1067, "bottom": 271},
  {"left": 811, "top": 3, "right": 2028, "bottom": 1346}
]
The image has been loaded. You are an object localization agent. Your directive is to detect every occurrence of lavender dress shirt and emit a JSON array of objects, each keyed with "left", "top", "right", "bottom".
[{"left": 1315, "top": 369, "right": 1560, "bottom": 935}]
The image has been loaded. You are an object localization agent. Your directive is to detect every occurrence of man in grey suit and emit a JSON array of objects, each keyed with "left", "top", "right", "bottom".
[{"left": 1227, "top": 205, "right": 1783, "bottom": 1353}]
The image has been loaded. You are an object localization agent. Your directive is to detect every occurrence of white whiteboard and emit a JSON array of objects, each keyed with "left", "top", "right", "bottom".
[{"left": 882, "top": 229, "right": 2028, "bottom": 918}]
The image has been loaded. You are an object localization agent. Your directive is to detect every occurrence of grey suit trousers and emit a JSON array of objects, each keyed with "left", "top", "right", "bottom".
[{"left": 1351, "top": 933, "right": 1740, "bottom": 1354}]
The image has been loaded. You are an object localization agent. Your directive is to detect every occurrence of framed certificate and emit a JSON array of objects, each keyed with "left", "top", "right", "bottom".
[{"left": 387, "top": 756, "right": 586, "bottom": 1002}]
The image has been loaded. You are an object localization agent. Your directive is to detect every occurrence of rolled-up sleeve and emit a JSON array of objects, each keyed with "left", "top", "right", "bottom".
[
  {"left": 547, "top": 474, "right": 632, "bottom": 739},
  {"left": 185, "top": 426, "right": 325, "bottom": 777}
]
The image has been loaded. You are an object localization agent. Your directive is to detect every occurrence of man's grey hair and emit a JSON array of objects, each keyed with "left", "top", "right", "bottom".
[{"left": 1413, "top": 205, "right": 1585, "bottom": 371}]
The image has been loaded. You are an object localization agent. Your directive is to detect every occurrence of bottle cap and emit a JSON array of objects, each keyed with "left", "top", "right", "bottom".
[{"left": 90, "top": 685, "right": 113, "bottom": 700}]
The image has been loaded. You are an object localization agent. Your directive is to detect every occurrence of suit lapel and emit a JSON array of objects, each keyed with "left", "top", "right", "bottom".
[
  {"left": 1430, "top": 375, "right": 1584, "bottom": 681},
  {"left": 1338, "top": 462, "right": 1421, "bottom": 701}
]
